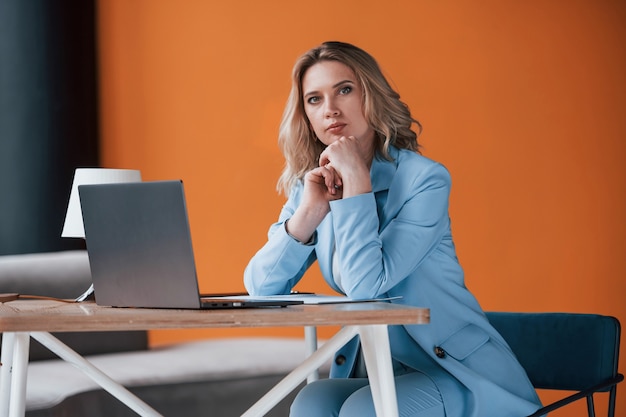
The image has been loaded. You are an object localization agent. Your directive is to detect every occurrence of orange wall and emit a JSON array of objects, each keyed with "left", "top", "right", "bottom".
[{"left": 97, "top": 1, "right": 625, "bottom": 413}]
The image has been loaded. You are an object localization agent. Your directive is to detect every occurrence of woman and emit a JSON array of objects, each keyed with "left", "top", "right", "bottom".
[{"left": 244, "top": 41, "right": 542, "bottom": 417}]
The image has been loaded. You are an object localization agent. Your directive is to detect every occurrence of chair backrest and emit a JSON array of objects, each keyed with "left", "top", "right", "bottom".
[{"left": 486, "top": 312, "right": 621, "bottom": 391}]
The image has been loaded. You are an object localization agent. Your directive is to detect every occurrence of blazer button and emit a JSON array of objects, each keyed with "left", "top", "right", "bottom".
[
  {"left": 434, "top": 346, "right": 446, "bottom": 358},
  {"left": 335, "top": 355, "right": 346, "bottom": 365}
]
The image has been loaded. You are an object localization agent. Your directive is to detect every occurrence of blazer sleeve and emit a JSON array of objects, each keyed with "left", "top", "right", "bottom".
[
  {"left": 329, "top": 160, "right": 452, "bottom": 300},
  {"left": 243, "top": 184, "right": 318, "bottom": 295}
]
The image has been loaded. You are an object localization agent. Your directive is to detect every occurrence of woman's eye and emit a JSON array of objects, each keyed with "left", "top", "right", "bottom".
[
  {"left": 339, "top": 86, "right": 352, "bottom": 95},
  {"left": 307, "top": 96, "right": 320, "bottom": 104}
]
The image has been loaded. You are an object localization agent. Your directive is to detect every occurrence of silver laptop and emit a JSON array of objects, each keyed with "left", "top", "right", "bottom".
[{"left": 78, "top": 180, "right": 302, "bottom": 309}]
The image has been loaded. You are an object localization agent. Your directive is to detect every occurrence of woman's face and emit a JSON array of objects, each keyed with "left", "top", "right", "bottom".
[{"left": 302, "top": 60, "right": 375, "bottom": 148}]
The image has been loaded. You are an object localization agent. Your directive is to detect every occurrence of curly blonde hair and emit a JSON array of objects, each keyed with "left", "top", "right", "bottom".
[{"left": 277, "top": 41, "right": 421, "bottom": 195}]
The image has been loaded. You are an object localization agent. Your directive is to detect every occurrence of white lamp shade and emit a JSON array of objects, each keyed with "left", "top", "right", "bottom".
[{"left": 61, "top": 168, "right": 142, "bottom": 238}]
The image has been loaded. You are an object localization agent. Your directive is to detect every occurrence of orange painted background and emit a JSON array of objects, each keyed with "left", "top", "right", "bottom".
[{"left": 96, "top": 1, "right": 625, "bottom": 413}]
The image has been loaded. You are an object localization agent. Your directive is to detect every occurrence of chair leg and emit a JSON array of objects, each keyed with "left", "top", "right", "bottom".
[
  {"left": 586, "top": 394, "right": 595, "bottom": 417},
  {"left": 608, "top": 386, "right": 617, "bottom": 417}
]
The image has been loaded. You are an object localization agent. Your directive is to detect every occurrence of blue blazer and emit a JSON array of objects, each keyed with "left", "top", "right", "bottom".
[{"left": 244, "top": 146, "right": 542, "bottom": 417}]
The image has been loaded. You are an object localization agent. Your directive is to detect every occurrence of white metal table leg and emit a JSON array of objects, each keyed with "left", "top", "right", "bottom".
[
  {"left": 2, "top": 323, "right": 400, "bottom": 417},
  {"left": 242, "top": 326, "right": 360, "bottom": 417},
  {"left": 358, "top": 325, "right": 398, "bottom": 417},
  {"left": 30, "top": 332, "right": 162, "bottom": 417},
  {"left": 8, "top": 332, "right": 30, "bottom": 417},
  {"left": 0, "top": 332, "right": 16, "bottom": 416},
  {"left": 304, "top": 326, "right": 319, "bottom": 383}
]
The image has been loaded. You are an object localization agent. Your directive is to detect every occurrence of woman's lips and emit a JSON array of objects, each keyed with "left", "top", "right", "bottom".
[{"left": 327, "top": 123, "right": 346, "bottom": 134}]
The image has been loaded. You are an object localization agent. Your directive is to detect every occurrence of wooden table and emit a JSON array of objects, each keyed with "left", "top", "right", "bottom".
[{"left": 0, "top": 300, "right": 429, "bottom": 417}]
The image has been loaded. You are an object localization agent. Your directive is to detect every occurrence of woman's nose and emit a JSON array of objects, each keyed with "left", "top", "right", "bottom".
[{"left": 324, "top": 100, "right": 340, "bottom": 118}]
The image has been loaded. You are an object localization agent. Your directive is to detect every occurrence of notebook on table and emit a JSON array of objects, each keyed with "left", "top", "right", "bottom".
[{"left": 78, "top": 180, "right": 303, "bottom": 309}]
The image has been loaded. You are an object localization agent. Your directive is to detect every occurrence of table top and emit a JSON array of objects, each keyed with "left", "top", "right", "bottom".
[{"left": 0, "top": 300, "right": 429, "bottom": 332}]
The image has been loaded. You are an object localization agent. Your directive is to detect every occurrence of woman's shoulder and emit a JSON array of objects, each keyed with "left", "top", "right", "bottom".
[{"left": 393, "top": 147, "right": 451, "bottom": 179}]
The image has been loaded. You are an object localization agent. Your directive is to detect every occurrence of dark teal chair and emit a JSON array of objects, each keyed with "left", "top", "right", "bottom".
[{"left": 486, "top": 312, "right": 623, "bottom": 417}]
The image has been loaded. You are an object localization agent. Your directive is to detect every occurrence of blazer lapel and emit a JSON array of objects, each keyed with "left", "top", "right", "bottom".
[{"left": 371, "top": 148, "right": 399, "bottom": 230}]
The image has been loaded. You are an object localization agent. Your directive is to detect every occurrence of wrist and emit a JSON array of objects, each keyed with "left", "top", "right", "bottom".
[
  {"left": 284, "top": 219, "right": 316, "bottom": 246},
  {"left": 339, "top": 167, "right": 372, "bottom": 198}
]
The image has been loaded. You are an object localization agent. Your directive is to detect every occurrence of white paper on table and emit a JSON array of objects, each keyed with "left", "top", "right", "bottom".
[{"left": 216, "top": 294, "right": 402, "bottom": 304}]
